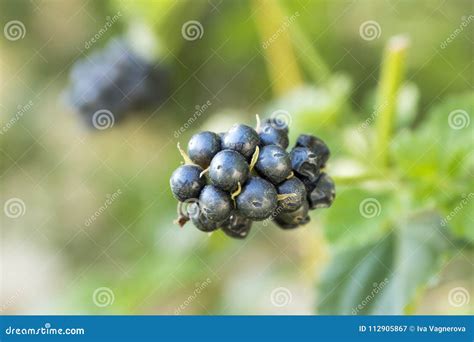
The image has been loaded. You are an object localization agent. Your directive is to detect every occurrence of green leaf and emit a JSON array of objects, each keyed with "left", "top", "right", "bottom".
[
  {"left": 321, "top": 188, "right": 396, "bottom": 248},
  {"left": 391, "top": 92, "right": 473, "bottom": 240},
  {"left": 316, "top": 211, "right": 450, "bottom": 314},
  {"left": 392, "top": 92, "right": 473, "bottom": 181}
]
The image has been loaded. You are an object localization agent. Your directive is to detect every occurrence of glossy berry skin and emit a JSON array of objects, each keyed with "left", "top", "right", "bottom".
[
  {"left": 290, "top": 147, "right": 321, "bottom": 182},
  {"left": 305, "top": 173, "right": 336, "bottom": 209},
  {"left": 255, "top": 145, "right": 292, "bottom": 184},
  {"left": 187, "top": 131, "right": 221, "bottom": 168},
  {"left": 198, "top": 185, "right": 232, "bottom": 222},
  {"left": 222, "top": 124, "right": 260, "bottom": 159},
  {"left": 170, "top": 165, "right": 206, "bottom": 202},
  {"left": 236, "top": 177, "right": 278, "bottom": 221},
  {"left": 209, "top": 150, "right": 249, "bottom": 191},
  {"left": 258, "top": 124, "right": 289, "bottom": 149},
  {"left": 274, "top": 200, "right": 310, "bottom": 229},
  {"left": 276, "top": 177, "right": 307, "bottom": 212},
  {"left": 295, "top": 134, "right": 330, "bottom": 167},
  {"left": 262, "top": 118, "right": 289, "bottom": 133},
  {"left": 188, "top": 204, "right": 222, "bottom": 232},
  {"left": 222, "top": 211, "right": 252, "bottom": 239}
]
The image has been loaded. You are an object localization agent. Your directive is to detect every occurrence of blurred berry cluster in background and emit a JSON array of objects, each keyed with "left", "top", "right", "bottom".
[{"left": 1, "top": 0, "right": 472, "bottom": 315}]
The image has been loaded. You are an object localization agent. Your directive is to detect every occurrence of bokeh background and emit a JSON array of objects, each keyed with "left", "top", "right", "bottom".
[{"left": 1, "top": 0, "right": 473, "bottom": 315}]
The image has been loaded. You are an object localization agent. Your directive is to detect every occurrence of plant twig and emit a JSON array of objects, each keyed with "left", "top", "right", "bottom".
[
  {"left": 374, "top": 35, "right": 410, "bottom": 168},
  {"left": 252, "top": 0, "right": 303, "bottom": 95},
  {"left": 278, "top": 1, "right": 330, "bottom": 83}
]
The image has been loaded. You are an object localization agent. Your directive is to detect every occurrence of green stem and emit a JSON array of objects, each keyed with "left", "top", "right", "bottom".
[
  {"left": 278, "top": 1, "right": 330, "bottom": 83},
  {"left": 374, "top": 35, "right": 409, "bottom": 168},
  {"left": 252, "top": 0, "right": 303, "bottom": 96}
]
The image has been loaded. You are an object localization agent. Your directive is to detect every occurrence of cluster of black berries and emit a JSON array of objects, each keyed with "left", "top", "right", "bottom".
[
  {"left": 65, "top": 39, "right": 168, "bottom": 128},
  {"left": 170, "top": 118, "right": 335, "bottom": 239}
]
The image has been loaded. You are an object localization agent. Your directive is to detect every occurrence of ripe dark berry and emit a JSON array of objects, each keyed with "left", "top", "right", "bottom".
[
  {"left": 255, "top": 145, "right": 292, "bottom": 184},
  {"left": 187, "top": 131, "right": 221, "bottom": 168},
  {"left": 258, "top": 124, "right": 289, "bottom": 149},
  {"left": 290, "top": 147, "right": 321, "bottom": 182},
  {"left": 198, "top": 185, "right": 232, "bottom": 222},
  {"left": 188, "top": 204, "right": 222, "bottom": 232},
  {"left": 295, "top": 134, "right": 330, "bottom": 167},
  {"left": 209, "top": 150, "right": 249, "bottom": 191},
  {"left": 222, "top": 211, "right": 252, "bottom": 239},
  {"left": 66, "top": 39, "right": 167, "bottom": 127},
  {"left": 306, "top": 173, "right": 336, "bottom": 209},
  {"left": 274, "top": 200, "right": 310, "bottom": 229},
  {"left": 276, "top": 177, "right": 306, "bottom": 212},
  {"left": 222, "top": 124, "right": 260, "bottom": 159},
  {"left": 170, "top": 165, "right": 206, "bottom": 201},
  {"left": 236, "top": 177, "right": 278, "bottom": 221},
  {"left": 262, "top": 117, "right": 289, "bottom": 133}
]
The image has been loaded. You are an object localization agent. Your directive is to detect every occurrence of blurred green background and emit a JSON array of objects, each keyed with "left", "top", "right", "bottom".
[{"left": 1, "top": 0, "right": 472, "bottom": 315}]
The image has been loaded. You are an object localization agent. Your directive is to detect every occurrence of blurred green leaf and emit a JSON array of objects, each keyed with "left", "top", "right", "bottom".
[
  {"left": 317, "top": 212, "right": 450, "bottom": 314},
  {"left": 265, "top": 74, "right": 352, "bottom": 140},
  {"left": 321, "top": 188, "right": 396, "bottom": 248},
  {"left": 392, "top": 92, "right": 473, "bottom": 240}
]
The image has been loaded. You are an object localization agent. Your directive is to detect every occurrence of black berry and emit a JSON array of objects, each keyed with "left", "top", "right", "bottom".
[
  {"left": 188, "top": 204, "right": 222, "bottom": 232},
  {"left": 209, "top": 150, "right": 249, "bottom": 191},
  {"left": 258, "top": 124, "right": 289, "bottom": 149},
  {"left": 255, "top": 145, "right": 292, "bottom": 184},
  {"left": 187, "top": 131, "right": 221, "bottom": 168},
  {"left": 66, "top": 39, "right": 167, "bottom": 127},
  {"left": 236, "top": 177, "right": 278, "bottom": 220},
  {"left": 222, "top": 124, "right": 260, "bottom": 159},
  {"left": 274, "top": 200, "right": 310, "bottom": 229},
  {"left": 290, "top": 147, "right": 321, "bottom": 182},
  {"left": 198, "top": 185, "right": 232, "bottom": 222},
  {"left": 295, "top": 134, "right": 330, "bottom": 167},
  {"left": 276, "top": 177, "right": 307, "bottom": 212},
  {"left": 170, "top": 165, "right": 206, "bottom": 201},
  {"left": 222, "top": 211, "right": 252, "bottom": 239},
  {"left": 306, "top": 173, "right": 335, "bottom": 209}
]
